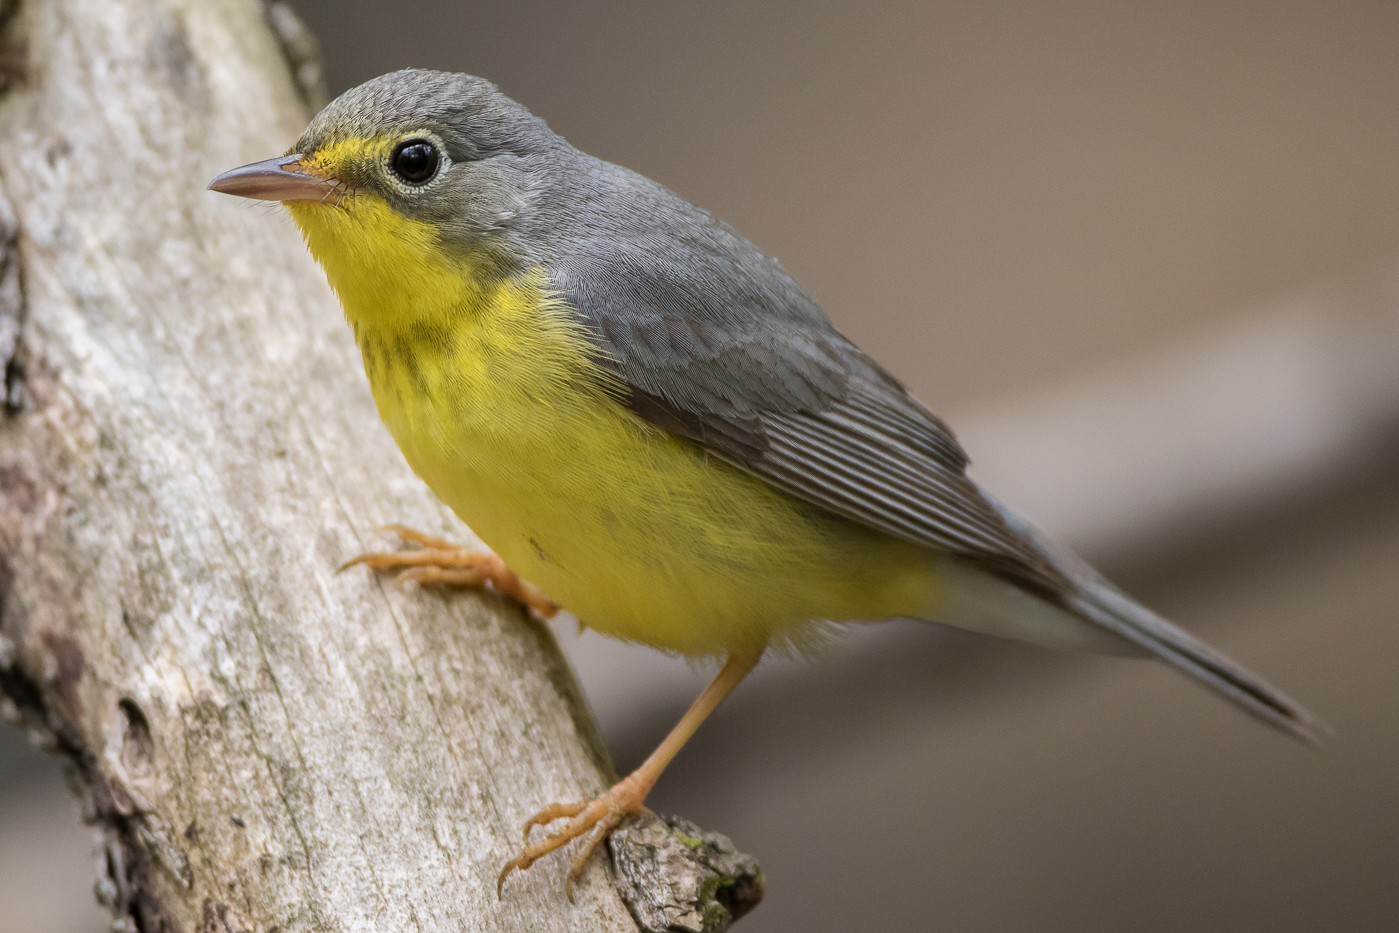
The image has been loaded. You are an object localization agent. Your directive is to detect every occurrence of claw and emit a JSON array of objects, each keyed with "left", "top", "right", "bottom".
[
  {"left": 565, "top": 811, "right": 625, "bottom": 903},
  {"left": 496, "top": 652, "right": 763, "bottom": 899},
  {"left": 497, "top": 780, "right": 648, "bottom": 899},
  {"left": 339, "top": 524, "right": 559, "bottom": 617}
]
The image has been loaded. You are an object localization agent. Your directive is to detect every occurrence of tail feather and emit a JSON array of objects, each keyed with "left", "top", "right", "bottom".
[
  {"left": 977, "top": 486, "right": 1329, "bottom": 744},
  {"left": 1066, "top": 582, "right": 1330, "bottom": 745}
]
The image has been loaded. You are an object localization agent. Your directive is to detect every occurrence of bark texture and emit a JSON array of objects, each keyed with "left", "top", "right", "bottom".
[
  {"left": 609, "top": 815, "right": 764, "bottom": 933},
  {"left": 0, "top": 1, "right": 756, "bottom": 931}
]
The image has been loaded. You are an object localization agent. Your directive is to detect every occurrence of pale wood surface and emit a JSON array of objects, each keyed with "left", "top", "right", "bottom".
[{"left": 0, "top": 2, "right": 670, "bottom": 930}]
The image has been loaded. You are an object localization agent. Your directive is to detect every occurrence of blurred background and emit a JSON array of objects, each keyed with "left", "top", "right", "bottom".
[{"left": 5, "top": 1, "right": 1398, "bottom": 930}]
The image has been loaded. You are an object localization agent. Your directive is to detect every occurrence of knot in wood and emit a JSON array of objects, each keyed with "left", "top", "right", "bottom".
[{"left": 608, "top": 812, "right": 764, "bottom": 933}]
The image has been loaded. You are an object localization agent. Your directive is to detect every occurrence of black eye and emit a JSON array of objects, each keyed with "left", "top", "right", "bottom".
[{"left": 390, "top": 138, "right": 440, "bottom": 185}]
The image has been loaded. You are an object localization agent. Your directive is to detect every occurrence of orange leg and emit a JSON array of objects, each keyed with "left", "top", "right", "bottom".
[
  {"left": 340, "top": 524, "right": 559, "bottom": 618},
  {"left": 498, "top": 648, "right": 764, "bottom": 900}
]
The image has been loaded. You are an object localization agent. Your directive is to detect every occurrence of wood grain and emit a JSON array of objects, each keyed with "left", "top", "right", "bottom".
[{"left": 0, "top": 2, "right": 754, "bottom": 930}]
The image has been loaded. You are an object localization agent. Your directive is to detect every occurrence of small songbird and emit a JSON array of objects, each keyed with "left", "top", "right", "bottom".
[{"left": 210, "top": 69, "right": 1324, "bottom": 897}]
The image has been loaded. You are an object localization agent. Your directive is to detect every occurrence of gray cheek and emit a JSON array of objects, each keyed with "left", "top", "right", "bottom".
[
  {"left": 435, "top": 157, "right": 542, "bottom": 238},
  {"left": 477, "top": 182, "right": 529, "bottom": 231}
]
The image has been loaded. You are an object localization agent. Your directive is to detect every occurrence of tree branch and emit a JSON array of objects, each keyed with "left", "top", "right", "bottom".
[{"left": 0, "top": 1, "right": 758, "bottom": 930}]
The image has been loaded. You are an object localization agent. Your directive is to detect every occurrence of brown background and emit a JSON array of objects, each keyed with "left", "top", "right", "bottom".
[{"left": 3, "top": 2, "right": 1398, "bottom": 931}]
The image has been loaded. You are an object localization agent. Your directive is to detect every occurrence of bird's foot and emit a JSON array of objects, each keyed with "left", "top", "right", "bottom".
[
  {"left": 497, "top": 773, "right": 651, "bottom": 901},
  {"left": 339, "top": 524, "right": 559, "bottom": 617}
]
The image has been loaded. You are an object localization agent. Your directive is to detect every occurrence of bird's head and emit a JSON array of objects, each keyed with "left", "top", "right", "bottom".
[{"left": 209, "top": 69, "right": 558, "bottom": 320}]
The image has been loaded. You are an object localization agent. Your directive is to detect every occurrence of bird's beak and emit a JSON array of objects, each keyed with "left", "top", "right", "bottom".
[{"left": 207, "top": 154, "right": 340, "bottom": 202}]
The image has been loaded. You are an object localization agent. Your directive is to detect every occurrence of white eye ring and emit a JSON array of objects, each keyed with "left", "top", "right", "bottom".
[{"left": 383, "top": 130, "right": 452, "bottom": 194}]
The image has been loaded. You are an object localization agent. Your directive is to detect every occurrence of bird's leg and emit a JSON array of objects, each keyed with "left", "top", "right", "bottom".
[
  {"left": 339, "top": 524, "right": 559, "bottom": 617},
  {"left": 498, "top": 647, "right": 764, "bottom": 900}
]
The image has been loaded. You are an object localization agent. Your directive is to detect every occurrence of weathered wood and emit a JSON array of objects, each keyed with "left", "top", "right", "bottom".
[
  {"left": 609, "top": 815, "right": 764, "bottom": 933},
  {"left": 0, "top": 1, "right": 755, "bottom": 930}
]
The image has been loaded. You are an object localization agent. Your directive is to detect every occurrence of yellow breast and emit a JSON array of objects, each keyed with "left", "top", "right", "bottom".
[{"left": 290, "top": 195, "right": 939, "bottom": 656}]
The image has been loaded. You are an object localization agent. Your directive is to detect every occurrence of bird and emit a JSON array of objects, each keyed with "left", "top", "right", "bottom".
[{"left": 209, "top": 68, "right": 1325, "bottom": 898}]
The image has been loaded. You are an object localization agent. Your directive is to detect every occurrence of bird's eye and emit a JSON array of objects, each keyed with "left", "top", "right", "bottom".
[{"left": 390, "top": 138, "right": 440, "bottom": 185}]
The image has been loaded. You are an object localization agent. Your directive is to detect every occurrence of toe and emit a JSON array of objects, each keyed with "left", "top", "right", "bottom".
[
  {"left": 378, "top": 524, "right": 457, "bottom": 550},
  {"left": 497, "top": 781, "right": 653, "bottom": 898},
  {"left": 523, "top": 801, "right": 587, "bottom": 841},
  {"left": 564, "top": 811, "right": 625, "bottom": 903}
]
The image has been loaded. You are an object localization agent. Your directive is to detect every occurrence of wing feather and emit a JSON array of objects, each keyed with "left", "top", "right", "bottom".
[{"left": 554, "top": 242, "right": 1067, "bottom": 599}]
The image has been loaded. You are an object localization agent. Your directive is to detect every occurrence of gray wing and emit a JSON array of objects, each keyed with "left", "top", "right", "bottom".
[
  {"left": 551, "top": 237, "right": 1069, "bottom": 601},
  {"left": 547, "top": 207, "right": 1325, "bottom": 744}
]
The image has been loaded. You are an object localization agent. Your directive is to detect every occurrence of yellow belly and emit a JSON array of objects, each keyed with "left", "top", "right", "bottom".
[
  {"left": 380, "top": 373, "right": 938, "bottom": 654},
  {"left": 358, "top": 292, "right": 938, "bottom": 657},
  {"left": 288, "top": 192, "right": 937, "bottom": 655}
]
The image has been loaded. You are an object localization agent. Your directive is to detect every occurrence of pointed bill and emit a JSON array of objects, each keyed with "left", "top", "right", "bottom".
[{"left": 207, "top": 154, "right": 341, "bottom": 202}]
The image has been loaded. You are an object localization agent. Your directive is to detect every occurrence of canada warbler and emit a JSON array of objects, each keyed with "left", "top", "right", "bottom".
[{"left": 209, "top": 69, "right": 1325, "bottom": 897}]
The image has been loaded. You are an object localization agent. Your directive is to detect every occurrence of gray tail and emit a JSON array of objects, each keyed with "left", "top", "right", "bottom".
[
  {"left": 980, "top": 487, "right": 1330, "bottom": 745},
  {"left": 1065, "top": 581, "right": 1329, "bottom": 745}
]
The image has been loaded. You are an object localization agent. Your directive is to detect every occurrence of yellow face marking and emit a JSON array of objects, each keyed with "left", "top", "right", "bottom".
[
  {"left": 286, "top": 136, "right": 474, "bottom": 326},
  {"left": 297, "top": 134, "right": 392, "bottom": 180},
  {"left": 285, "top": 134, "right": 620, "bottom": 448}
]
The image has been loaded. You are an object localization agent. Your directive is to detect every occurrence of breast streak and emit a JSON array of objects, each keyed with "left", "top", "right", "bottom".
[{"left": 361, "top": 280, "right": 936, "bottom": 656}]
